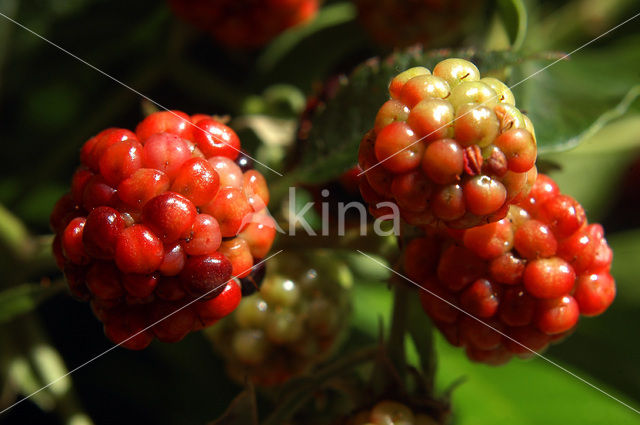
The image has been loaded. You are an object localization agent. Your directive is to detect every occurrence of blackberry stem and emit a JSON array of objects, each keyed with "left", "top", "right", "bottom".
[{"left": 388, "top": 282, "right": 409, "bottom": 384}]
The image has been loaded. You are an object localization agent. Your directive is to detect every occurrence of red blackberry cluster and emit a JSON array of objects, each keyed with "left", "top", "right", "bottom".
[
  {"left": 355, "top": 0, "right": 485, "bottom": 48},
  {"left": 209, "top": 252, "right": 351, "bottom": 386},
  {"left": 405, "top": 174, "right": 615, "bottom": 365},
  {"left": 50, "top": 111, "right": 276, "bottom": 350},
  {"left": 347, "top": 400, "right": 438, "bottom": 425},
  {"left": 359, "top": 59, "right": 538, "bottom": 230},
  {"left": 168, "top": 0, "right": 319, "bottom": 48}
]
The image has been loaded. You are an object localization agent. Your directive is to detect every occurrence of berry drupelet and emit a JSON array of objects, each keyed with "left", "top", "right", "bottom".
[
  {"left": 405, "top": 174, "right": 615, "bottom": 365},
  {"left": 359, "top": 58, "right": 538, "bottom": 230},
  {"left": 51, "top": 110, "right": 276, "bottom": 349}
]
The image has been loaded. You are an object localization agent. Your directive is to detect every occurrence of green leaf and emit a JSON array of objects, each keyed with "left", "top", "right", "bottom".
[
  {"left": 256, "top": 2, "right": 358, "bottom": 75},
  {"left": 294, "top": 48, "right": 530, "bottom": 184},
  {"left": 0, "top": 283, "right": 63, "bottom": 324},
  {"left": 542, "top": 114, "right": 640, "bottom": 220},
  {"left": 436, "top": 336, "right": 640, "bottom": 425},
  {"left": 512, "top": 35, "right": 640, "bottom": 154},
  {"left": 497, "top": 0, "right": 528, "bottom": 50}
]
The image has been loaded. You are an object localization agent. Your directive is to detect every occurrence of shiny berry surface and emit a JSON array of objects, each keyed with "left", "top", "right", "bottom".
[
  {"left": 50, "top": 110, "right": 275, "bottom": 349},
  {"left": 411, "top": 173, "right": 615, "bottom": 365},
  {"left": 359, "top": 58, "right": 537, "bottom": 230}
]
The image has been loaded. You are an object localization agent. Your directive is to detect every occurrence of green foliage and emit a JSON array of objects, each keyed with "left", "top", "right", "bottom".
[
  {"left": 512, "top": 35, "right": 640, "bottom": 154},
  {"left": 0, "top": 283, "right": 63, "bottom": 324}
]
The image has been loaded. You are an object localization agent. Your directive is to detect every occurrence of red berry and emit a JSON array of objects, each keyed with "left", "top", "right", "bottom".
[
  {"left": 489, "top": 252, "right": 525, "bottom": 284},
  {"left": 98, "top": 139, "right": 143, "bottom": 185},
  {"left": 71, "top": 168, "right": 94, "bottom": 204},
  {"left": 493, "top": 129, "right": 536, "bottom": 173},
  {"left": 463, "top": 218, "right": 513, "bottom": 260},
  {"left": 459, "top": 278, "right": 500, "bottom": 318},
  {"left": 183, "top": 213, "right": 222, "bottom": 256},
  {"left": 499, "top": 286, "right": 535, "bottom": 327},
  {"left": 103, "top": 309, "right": 153, "bottom": 350},
  {"left": 208, "top": 156, "right": 244, "bottom": 189},
  {"left": 141, "top": 133, "right": 192, "bottom": 179},
  {"left": 82, "top": 128, "right": 137, "bottom": 172},
  {"left": 169, "top": 0, "right": 318, "bottom": 48},
  {"left": 243, "top": 170, "right": 270, "bottom": 211},
  {"left": 61, "top": 217, "right": 89, "bottom": 265},
  {"left": 523, "top": 257, "right": 575, "bottom": 299},
  {"left": 573, "top": 272, "right": 615, "bottom": 316},
  {"left": 535, "top": 195, "right": 586, "bottom": 240},
  {"left": 82, "top": 206, "right": 125, "bottom": 259},
  {"left": 82, "top": 175, "right": 117, "bottom": 211},
  {"left": 201, "top": 187, "right": 253, "bottom": 237},
  {"left": 155, "top": 277, "right": 187, "bottom": 301},
  {"left": 170, "top": 158, "right": 220, "bottom": 206},
  {"left": 180, "top": 252, "right": 233, "bottom": 298},
  {"left": 513, "top": 219, "right": 557, "bottom": 259},
  {"left": 418, "top": 279, "right": 459, "bottom": 324},
  {"left": 454, "top": 104, "right": 499, "bottom": 148},
  {"left": 219, "top": 238, "right": 253, "bottom": 278},
  {"left": 391, "top": 171, "right": 432, "bottom": 212},
  {"left": 237, "top": 213, "right": 277, "bottom": 258},
  {"left": 158, "top": 242, "right": 186, "bottom": 276},
  {"left": 407, "top": 99, "right": 454, "bottom": 142},
  {"left": 403, "top": 237, "right": 440, "bottom": 282},
  {"left": 114, "top": 225, "right": 164, "bottom": 274},
  {"left": 437, "top": 244, "right": 486, "bottom": 291},
  {"left": 135, "top": 110, "right": 193, "bottom": 142},
  {"left": 466, "top": 346, "right": 512, "bottom": 366},
  {"left": 142, "top": 192, "right": 197, "bottom": 243},
  {"left": 463, "top": 175, "right": 507, "bottom": 216},
  {"left": 151, "top": 301, "right": 196, "bottom": 343},
  {"left": 193, "top": 118, "right": 240, "bottom": 159},
  {"left": 535, "top": 295, "right": 579, "bottom": 335},
  {"left": 195, "top": 281, "right": 242, "bottom": 324},
  {"left": 122, "top": 273, "right": 159, "bottom": 298},
  {"left": 399, "top": 75, "right": 450, "bottom": 108},
  {"left": 518, "top": 173, "right": 558, "bottom": 215},
  {"left": 432, "top": 183, "right": 466, "bottom": 220},
  {"left": 421, "top": 139, "right": 464, "bottom": 184},
  {"left": 459, "top": 316, "right": 503, "bottom": 350},
  {"left": 504, "top": 325, "right": 550, "bottom": 356},
  {"left": 50, "top": 194, "right": 82, "bottom": 234},
  {"left": 374, "top": 121, "right": 423, "bottom": 173},
  {"left": 374, "top": 99, "right": 410, "bottom": 133},
  {"left": 117, "top": 168, "right": 170, "bottom": 209},
  {"left": 86, "top": 261, "right": 125, "bottom": 301}
]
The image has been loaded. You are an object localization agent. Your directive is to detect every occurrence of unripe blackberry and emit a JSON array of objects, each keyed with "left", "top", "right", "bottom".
[
  {"left": 359, "top": 59, "right": 537, "bottom": 230},
  {"left": 406, "top": 174, "right": 615, "bottom": 365},
  {"left": 208, "top": 252, "right": 352, "bottom": 386},
  {"left": 50, "top": 111, "right": 275, "bottom": 349},
  {"left": 168, "top": 0, "right": 319, "bottom": 48}
]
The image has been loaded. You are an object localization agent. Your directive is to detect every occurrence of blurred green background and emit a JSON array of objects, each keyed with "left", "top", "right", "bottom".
[{"left": 0, "top": 0, "right": 639, "bottom": 424}]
